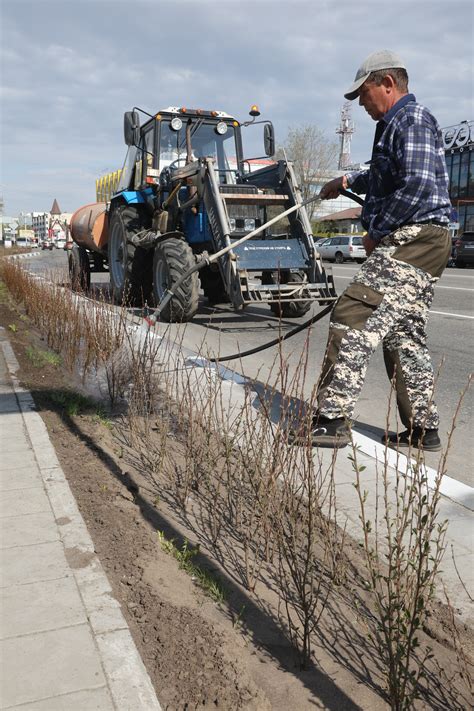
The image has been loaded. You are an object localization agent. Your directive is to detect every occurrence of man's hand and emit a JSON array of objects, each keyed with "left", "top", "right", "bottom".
[
  {"left": 363, "top": 234, "right": 378, "bottom": 256},
  {"left": 319, "top": 175, "right": 348, "bottom": 200}
]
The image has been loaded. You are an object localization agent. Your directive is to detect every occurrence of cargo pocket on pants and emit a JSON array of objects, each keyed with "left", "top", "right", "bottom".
[{"left": 332, "top": 282, "right": 384, "bottom": 330}]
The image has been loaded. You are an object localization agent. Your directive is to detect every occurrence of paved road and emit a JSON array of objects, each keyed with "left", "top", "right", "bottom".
[{"left": 23, "top": 250, "right": 474, "bottom": 486}]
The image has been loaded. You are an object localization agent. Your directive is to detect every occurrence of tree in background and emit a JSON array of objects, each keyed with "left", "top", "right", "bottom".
[{"left": 278, "top": 124, "right": 338, "bottom": 222}]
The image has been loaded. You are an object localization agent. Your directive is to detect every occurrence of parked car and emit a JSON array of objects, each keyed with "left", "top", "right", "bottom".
[
  {"left": 41, "top": 241, "right": 54, "bottom": 251},
  {"left": 455, "top": 231, "right": 474, "bottom": 267},
  {"left": 316, "top": 234, "right": 366, "bottom": 263},
  {"left": 55, "top": 239, "right": 66, "bottom": 250},
  {"left": 314, "top": 237, "right": 328, "bottom": 247}
]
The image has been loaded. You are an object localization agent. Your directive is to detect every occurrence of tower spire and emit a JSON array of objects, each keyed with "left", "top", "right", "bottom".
[{"left": 336, "top": 102, "right": 355, "bottom": 170}]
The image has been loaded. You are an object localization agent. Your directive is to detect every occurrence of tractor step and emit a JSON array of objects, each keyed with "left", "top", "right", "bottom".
[{"left": 238, "top": 277, "right": 337, "bottom": 305}]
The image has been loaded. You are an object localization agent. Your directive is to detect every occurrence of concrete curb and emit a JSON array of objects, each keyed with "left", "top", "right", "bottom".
[
  {"left": 0, "top": 334, "right": 162, "bottom": 711},
  {"left": 8, "top": 251, "right": 42, "bottom": 259}
]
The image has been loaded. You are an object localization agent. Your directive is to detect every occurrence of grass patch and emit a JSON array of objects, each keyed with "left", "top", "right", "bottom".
[
  {"left": 26, "top": 346, "right": 62, "bottom": 368},
  {"left": 49, "top": 389, "right": 97, "bottom": 417},
  {"left": 157, "top": 531, "right": 226, "bottom": 603},
  {"left": 92, "top": 407, "right": 114, "bottom": 429}
]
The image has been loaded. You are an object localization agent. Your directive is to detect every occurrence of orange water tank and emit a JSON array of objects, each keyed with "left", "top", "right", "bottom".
[{"left": 70, "top": 203, "right": 108, "bottom": 253}]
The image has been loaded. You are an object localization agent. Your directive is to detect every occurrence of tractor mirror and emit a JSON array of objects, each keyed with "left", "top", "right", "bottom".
[
  {"left": 124, "top": 111, "right": 140, "bottom": 146},
  {"left": 264, "top": 123, "right": 275, "bottom": 157}
]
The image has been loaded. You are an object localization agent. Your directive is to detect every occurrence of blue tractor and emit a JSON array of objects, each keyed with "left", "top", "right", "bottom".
[{"left": 88, "top": 105, "right": 336, "bottom": 322}]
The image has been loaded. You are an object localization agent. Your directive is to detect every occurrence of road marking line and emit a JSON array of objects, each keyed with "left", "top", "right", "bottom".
[
  {"left": 352, "top": 430, "right": 474, "bottom": 511},
  {"left": 334, "top": 275, "right": 474, "bottom": 291},
  {"left": 431, "top": 310, "right": 474, "bottom": 320}
]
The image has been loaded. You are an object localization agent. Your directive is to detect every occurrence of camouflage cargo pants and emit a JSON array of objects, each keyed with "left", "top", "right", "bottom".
[{"left": 317, "top": 224, "right": 451, "bottom": 429}]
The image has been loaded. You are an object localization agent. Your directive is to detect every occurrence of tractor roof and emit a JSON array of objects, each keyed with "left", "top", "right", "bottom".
[{"left": 158, "top": 106, "right": 236, "bottom": 120}]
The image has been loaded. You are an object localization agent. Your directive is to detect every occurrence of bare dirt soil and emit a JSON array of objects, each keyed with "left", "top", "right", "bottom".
[{"left": 1, "top": 292, "right": 473, "bottom": 711}]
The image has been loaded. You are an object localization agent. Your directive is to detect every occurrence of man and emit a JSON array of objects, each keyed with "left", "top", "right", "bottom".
[{"left": 293, "top": 50, "right": 452, "bottom": 450}]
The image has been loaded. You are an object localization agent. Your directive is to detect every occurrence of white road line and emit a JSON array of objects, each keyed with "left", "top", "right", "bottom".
[
  {"left": 352, "top": 429, "right": 474, "bottom": 511},
  {"left": 334, "top": 275, "right": 474, "bottom": 291},
  {"left": 431, "top": 310, "right": 474, "bottom": 320}
]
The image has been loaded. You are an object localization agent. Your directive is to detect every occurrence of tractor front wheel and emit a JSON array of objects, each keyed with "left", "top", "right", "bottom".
[
  {"left": 153, "top": 238, "right": 199, "bottom": 322},
  {"left": 199, "top": 265, "right": 229, "bottom": 304},
  {"left": 262, "top": 270, "right": 311, "bottom": 319}
]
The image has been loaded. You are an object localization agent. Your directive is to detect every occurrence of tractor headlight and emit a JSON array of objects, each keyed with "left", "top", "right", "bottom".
[
  {"left": 244, "top": 218, "right": 256, "bottom": 232},
  {"left": 216, "top": 121, "right": 228, "bottom": 136},
  {"left": 170, "top": 117, "right": 183, "bottom": 131},
  {"left": 229, "top": 218, "right": 236, "bottom": 232}
]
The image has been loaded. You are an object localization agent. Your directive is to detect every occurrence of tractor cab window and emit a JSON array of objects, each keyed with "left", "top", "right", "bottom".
[
  {"left": 142, "top": 126, "right": 155, "bottom": 167},
  {"left": 159, "top": 121, "right": 187, "bottom": 169},
  {"left": 158, "top": 118, "right": 236, "bottom": 183}
]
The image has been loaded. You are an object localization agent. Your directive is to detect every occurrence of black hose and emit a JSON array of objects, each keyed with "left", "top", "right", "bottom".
[
  {"left": 148, "top": 187, "right": 363, "bottom": 362},
  {"left": 339, "top": 188, "right": 365, "bottom": 206},
  {"left": 208, "top": 302, "right": 333, "bottom": 363}
]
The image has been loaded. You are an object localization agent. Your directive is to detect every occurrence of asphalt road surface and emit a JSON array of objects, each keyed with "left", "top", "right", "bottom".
[{"left": 24, "top": 249, "right": 474, "bottom": 487}]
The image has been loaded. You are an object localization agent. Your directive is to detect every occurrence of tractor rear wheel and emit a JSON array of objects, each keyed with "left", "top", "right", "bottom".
[
  {"left": 69, "top": 244, "right": 90, "bottom": 291},
  {"left": 108, "top": 206, "right": 152, "bottom": 306},
  {"left": 153, "top": 238, "right": 199, "bottom": 322},
  {"left": 263, "top": 270, "right": 311, "bottom": 319}
]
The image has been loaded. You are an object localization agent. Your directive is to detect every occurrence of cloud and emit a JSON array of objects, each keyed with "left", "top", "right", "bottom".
[{"left": 0, "top": 0, "right": 472, "bottom": 214}]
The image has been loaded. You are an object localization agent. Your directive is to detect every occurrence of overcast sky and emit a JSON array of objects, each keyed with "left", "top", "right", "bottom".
[{"left": 1, "top": 0, "right": 473, "bottom": 216}]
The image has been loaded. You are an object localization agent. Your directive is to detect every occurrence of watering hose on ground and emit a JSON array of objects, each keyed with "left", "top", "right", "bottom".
[
  {"left": 207, "top": 302, "right": 333, "bottom": 363},
  {"left": 145, "top": 188, "right": 364, "bottom": 362}
]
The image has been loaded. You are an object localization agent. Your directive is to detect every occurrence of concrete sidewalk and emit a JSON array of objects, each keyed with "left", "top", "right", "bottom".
[{"left": 0, "top": 331, "right": 162, "bottom": 710}]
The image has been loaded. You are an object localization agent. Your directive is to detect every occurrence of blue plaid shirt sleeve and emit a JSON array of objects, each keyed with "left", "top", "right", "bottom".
[{"left": 346, "top": 170, "right": 369, "bottom": 194}]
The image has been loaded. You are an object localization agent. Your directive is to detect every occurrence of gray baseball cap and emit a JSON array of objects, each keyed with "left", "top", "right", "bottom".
[{"left": 344, "top": 50, "right": 406, "bottom": 100}]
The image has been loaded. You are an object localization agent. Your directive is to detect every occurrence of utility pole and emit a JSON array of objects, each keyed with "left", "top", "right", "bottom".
[{"left": 336, "top": 102, "right": 355, "bottom": 170}]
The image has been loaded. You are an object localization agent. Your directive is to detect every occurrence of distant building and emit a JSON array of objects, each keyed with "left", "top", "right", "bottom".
[
  {"left": 32, "top": 212, "right": 50, "bottom": 243},
  {"left": 32, "top": 199, "right": 72, "bottom": 244},
  {"left": 315, "top": 206, "right": 363, "bottom": 234},
  {"left": 0, "top": 216, "right": 19, "bottom": 244},
  {"left": 443, "top": 120, "right": 474, "bottom": 232},
  {"left": 312, "top": 166, "right": 367, "bottom": 227}
]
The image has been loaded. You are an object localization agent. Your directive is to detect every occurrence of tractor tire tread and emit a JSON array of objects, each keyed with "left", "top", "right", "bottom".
[{"left": 153, "top": 238, "right": 199, "bottom": 322}]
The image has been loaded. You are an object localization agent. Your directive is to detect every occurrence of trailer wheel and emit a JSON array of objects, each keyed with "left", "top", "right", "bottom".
[
  {"left": 108, "top": 206, "right": 152, "bottom": 306},
  {"left": 69, "top": 244, "right": 90, "bottom": 291},
  {"left": 263, "top": 270, "right": 311, "bottom": 319},
  {"left": 153, "top": 238, "right": 199, "bottom": 322}
]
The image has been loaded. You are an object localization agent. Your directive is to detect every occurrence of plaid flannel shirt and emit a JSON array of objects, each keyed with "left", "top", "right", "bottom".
[{"left": 346, "top": 94, "right": 452, "bottom": 243}]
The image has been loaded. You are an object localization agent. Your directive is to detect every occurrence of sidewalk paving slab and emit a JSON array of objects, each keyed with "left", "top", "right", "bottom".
[
  {"left": 1, "top": 510, "right": 60, "bottom": 549},
  {"left": 0, "top": 333, "right": 162, "bottom": 711}
]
